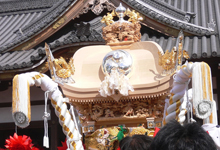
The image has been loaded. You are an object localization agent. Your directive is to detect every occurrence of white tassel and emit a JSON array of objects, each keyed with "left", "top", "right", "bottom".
[
  {"left": 43, "top": 91, "right": 50, "bottom": 148},
  {"left": 70, "top": 106, "right": 80, "bottom": 132},
  {"left": 189, "top": 101, "right": 196, "bottom": 123},
  {"left": 43, "top": 136, "right": 49, "bottom": 148}
]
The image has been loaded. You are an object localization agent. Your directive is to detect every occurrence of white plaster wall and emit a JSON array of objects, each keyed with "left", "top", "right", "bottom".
[{"left": 0, "top": 105, "right": 51, "bottom": 123}]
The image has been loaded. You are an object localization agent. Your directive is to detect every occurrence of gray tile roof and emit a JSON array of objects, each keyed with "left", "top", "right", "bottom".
[
  {"left": 1, "top": 0, "right": 220, "bottom": 72},
  {"left": 0, "top": 17, "right": 104, "bottom": 72},
  {"left": 142, "top": 33, "right": 220, "bottom": 59},
  {"left": 48, "top": 17, "right": 104, "bottom": 49},
  {"left": 124, "top": 0, "right": 220, "bottom": 59},
  {"left": 0, "top": 0, "right": 78, "bottom": 53},
  {"left": 0, "top": 49, "right": 44, "bottom": 72},
  {"left": 123, "top": 0, "right": 217, "bottom": 35},
  {"left": 0, "top": 0, "right": 59, "bottom": 14},
  {"left": 0, "top": 12, "right": 44, "bottom": 46}
]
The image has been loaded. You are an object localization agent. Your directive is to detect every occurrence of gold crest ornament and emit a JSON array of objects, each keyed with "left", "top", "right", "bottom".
[{"left": 102, "top": 3, "right": 142, "bottom": 46}]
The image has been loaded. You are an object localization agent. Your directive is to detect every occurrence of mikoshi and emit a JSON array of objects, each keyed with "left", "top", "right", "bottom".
[{"left": 11, "top": 3, "right": 218, "bottom": 150}]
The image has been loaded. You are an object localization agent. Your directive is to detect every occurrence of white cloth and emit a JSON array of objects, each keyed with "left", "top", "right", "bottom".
[
  {"left": 12, "top": 72, "right": 84, "bottom": 150},
  {"left": 164, "top": 61, "right": 217, "bottom": 125},
  {"left": 192, "top": 62, "right": 213, "bottom": 121},
  {"left": 202, "top": 124, "right": 220, "bottom": 150}
]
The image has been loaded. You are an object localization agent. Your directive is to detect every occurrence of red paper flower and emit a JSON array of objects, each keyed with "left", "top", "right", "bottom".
[
  {"left": 5, "top": 133, "right": 34, "bottom": 150},
  {"left": 57, "top": 139, "right": 68, "bottom": 150}
]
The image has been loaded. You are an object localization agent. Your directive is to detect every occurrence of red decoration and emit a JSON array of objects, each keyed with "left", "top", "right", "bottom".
[
  {"left": 32, "top": 144, "right": 44, "bottom": 150},
  {"left": 4, "top": 133, "right": 41, "bottom": 150},
  {"left": 4, "top": 133, "right": 39, "bottom": 150},
  {"left": 117, "top": 147, "right": 121, "bottom": 150},
  {"left": 57, "top": 139, "right": 68, "bottom": 150},
  {"left": 83, "top": 143, "right": 86, "bottom": 149},
  {"left": 153, "top": 127, "right": 160, "bottom": 137},
  {"left": 58, "top": 139, "right": 86, "bottom": 150},
  {"left": 124, "top": 37, "right": 128, "bottom": 41}
]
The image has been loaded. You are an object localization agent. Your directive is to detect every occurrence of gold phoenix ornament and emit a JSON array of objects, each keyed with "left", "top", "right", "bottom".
[
  {"left": 45, "top": 43, "right": 75, "bottom": 83},
  {"left": 53, "top": 57, "right": 75, "bottom": 78},
  {"left": 126, "top": 8, "right": 143, "bottom": 23},
  {"left": 101, "top": 10, "right": 116, "bottom": 26},
  {"left": 158, "top": 34, "right": 189, "bottom": 72}
]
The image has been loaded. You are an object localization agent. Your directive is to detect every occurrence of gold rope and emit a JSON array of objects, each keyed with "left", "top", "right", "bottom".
[
  {"left": 51, "top": 96, "right": 76, "bottom": 145},
  {"left": 32, "top": 73, "right": 78, "bottom": 147},
  {"left": 169, "top": 95, "right": 173, "bottom": 105},
  {"left": 175, "top": 108, "right": 180, "bottom": 119},
  {"left": 71, "top": 141, "right": 76, "bottom": 150},
  {"left": 177, "top": 109, "right": 187, "bottom": 122},
  {"left": 163, "top": 120, "right": 166, "bottom": 125},
  {"left": 51, "top": 99, "right": 57, "bottom": 105},
  {"left": 59, "top": 114, "right": 65, "bottom": 122},
  {"left": 176, "top": 100, "right": 181, "bottom": 109},
  {"left": 68, "top": 131, "right": 74, "bottom": 139},
  {"left": 63, "top": 124, "right": 70, "bottom": 132},
  {"left": 55, "top": 105, "right": 61, "bottom": 113}
]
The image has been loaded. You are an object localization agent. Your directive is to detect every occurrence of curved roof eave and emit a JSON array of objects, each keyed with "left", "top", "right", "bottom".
[
  {"left": 0, "top": 0, "right": 59, "bottom": 14},
  {"left": 1, "top": 15, "right": 219, "bottom": 74},
  {"left": 0, "top": 16, "right": 105, "bottom": 73},
  {"left": 0, "top": 0, "right": 115, "bottom": 53},
  {"left": 122, "top": 0, "right": 216, "bottom": 36},
  {"left": 0, "top": 0, "right": 78, "bottom": 53}
]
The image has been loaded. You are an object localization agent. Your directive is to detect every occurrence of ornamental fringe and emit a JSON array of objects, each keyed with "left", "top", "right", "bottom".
[
  {"left": 12, "top": 72, "right": 84, "bottom": 150},
  {"left": 12, "top": 75, "right": 31, "bottom": 128},
  {"left": 163, "top": 62, "right": 217, "bottom": 125},
  {"left": 99, "top": 69, "right": 134, "bottom": 99},
  {"left": 192, "top": 62, "right": 217, "bottom": 123}
]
